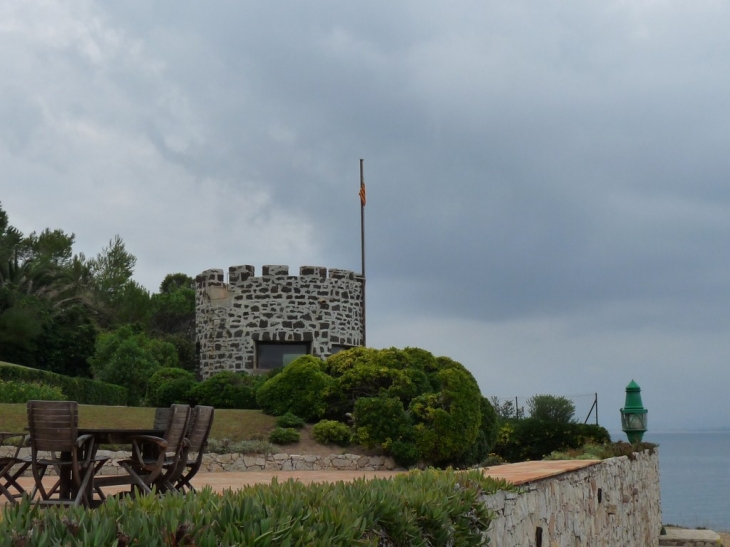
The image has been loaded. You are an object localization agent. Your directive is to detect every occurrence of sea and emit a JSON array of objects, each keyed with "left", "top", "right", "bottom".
[{"left": 643, "top": 430, "right": 730, "bottom": 531}]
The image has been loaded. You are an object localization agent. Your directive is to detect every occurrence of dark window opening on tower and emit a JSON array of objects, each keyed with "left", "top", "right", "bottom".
[
  {"left": 330, "top": 344, "right": 355, "bottom": 356},
  {"left": 256, "top": 342, "right": 310, "bottom": 370}
]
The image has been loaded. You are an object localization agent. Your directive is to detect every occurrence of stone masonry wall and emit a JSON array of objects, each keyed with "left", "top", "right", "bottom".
[
  {"left": 4, "top": 446, "right": 662, "bottom": 544},
  {"left": 195, "top": 265, "right": 364, "bottom": 378},
  {"left": 482, "top": 450, "right": 662, "bottom": 546},
  {"left": 0, "top": 447, "right": 400, "bottom": 476}
]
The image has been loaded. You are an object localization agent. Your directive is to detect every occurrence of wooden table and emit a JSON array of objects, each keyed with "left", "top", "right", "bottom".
[
  {"left": 79, "top": 428, "right": 165, "bottom": 445},
  {"left": 79, "top": 428, "right": 166, "bottom": 501}
]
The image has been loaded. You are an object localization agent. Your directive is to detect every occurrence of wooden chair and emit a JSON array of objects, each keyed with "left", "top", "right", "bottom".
[
  {"left": 0, "top": 432, "right": 31, "bottom": 504},
  {"left": 174, "top": 406, "right": 215, "bottom": 493},
  {"left": 117, "top": 404, "right": 191, "bottom": 495},
  {"left": 26, "top": 400, "right": 109, "bottom": 507},
  {"left": 153, "top": 407, "right": 171, "bottom": 430}
]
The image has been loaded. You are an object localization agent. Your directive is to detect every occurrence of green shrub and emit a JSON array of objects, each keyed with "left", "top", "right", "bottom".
[
  {"left": 312, "top": 420, "right": 351, "bottom": 446},
  {"left": 207, "top": 438, "right": 275, "bottom": 455},
  {"left": 0, "top": 470, "right": 512, "bottom": 546},
  {"left": 275, "top": 412, "right": 305, "bottom": 429},
  {"left": 352, "top": 396, "right": 412, "bottom": 449},
  {"left": 0, "top": 362, "right": 126, "bottom": 405},
  {"left": 387, "top": 439, "right": 420, "bottom": 467},
  {"left": 146, "top": 367, "right": 196, "bottom": 407},
  {"left": 454, "top": 396, "right": 500, "bottom": 468},
  {"left": 323, "top": 347, "right": 434, "bottom": 419},
  {"left": 89, "top": 326, "right": 180, "bottom": 406},
  {"left": 545, "top": 440, "right": 656, "bottom": 461},
  {"left": 269, "top": 427, "right": 301, "bottom": 445},
  {"left": 191, "top": 371, "right": 262, "bottom": 409},
  {"left": 0, "top": 380, "right": 66, "bottom": 403},
  {"left": 409, "top": 361, "right": 482, "bottom": 465},
  {"left": 493, "top": 417, "right": 611, "bottom": 462},
  {"left": 154, "top": 377, "right": 197, "bottom": 406},
  {"left": 527, "top": 394, "right": 576, "bottom": 423},
  {"left": 256, "top": 356, "right": 333, "bottom": 421},
  {"left": 324, "top": 347, "right": 487, "bottom": 468}
]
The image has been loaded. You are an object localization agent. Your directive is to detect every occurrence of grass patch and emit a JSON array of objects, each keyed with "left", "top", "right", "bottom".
[{"left": 0, "top": 403, "right": 277, "bottom": 444}]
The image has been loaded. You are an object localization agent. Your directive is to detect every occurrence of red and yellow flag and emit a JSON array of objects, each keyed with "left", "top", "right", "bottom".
[{"left": 359, "top": 182, "right": 366, "bottom": 206}]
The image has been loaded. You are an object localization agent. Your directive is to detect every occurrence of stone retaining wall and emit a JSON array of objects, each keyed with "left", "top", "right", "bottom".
[
  {"left": 2, "top": 447, "right": 668, "bottom": 545},
  {"left": 0, "top": 447, "right": 400, "bottom": 475},
  {"left": 482, "top": 450, "right": 662, "bottom": 546}
]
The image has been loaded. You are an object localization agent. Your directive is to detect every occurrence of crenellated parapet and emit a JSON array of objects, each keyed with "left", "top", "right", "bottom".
[{"left": 195, "top": 265, "right": 364, "bottom": 378}]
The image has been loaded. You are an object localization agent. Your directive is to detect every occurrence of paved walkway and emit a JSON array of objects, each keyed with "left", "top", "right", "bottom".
[{"left": 10, "top": 460, "right": 601, "bottom": 499}]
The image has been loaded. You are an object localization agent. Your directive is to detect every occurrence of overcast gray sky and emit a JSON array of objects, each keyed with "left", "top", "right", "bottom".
[{"left": 3, "top": 1, "right": 729, "bottom": 432}]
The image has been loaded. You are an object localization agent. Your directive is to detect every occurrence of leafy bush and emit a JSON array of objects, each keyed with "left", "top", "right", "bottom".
[
  {"left": 323, "top": 347, "right": 434, "bottom": 418},
  {"left": 492, "top": 418, "right": 611, "bottom": 462},
  {"left": 387, "top": 439, "right": 420, "bottom": 467},
  {"left": 454, "top": 396, "right": 500, "bottom": 468},
  {"left": 409, "top": 361, "right": 483, "bottom": 465},
  {"left": 147, "top": 367, "right": 196, "bottom": 407},
  {"left": 0, "top": 470, "right": 513, "bottom": 546},
  {"left": 545, "top": 440, "right": 657, "bottom": 461},
  {"left": 324, "top": 347, "right": 489, "bottom": 468},
  {"left": 191, "top": 371, "right": 262, "bottom": 409},
  {"left": 312, "top": 420, "right": 351, "bottom": 446},
  {"left": 157, "top": 334, "right": 197, "bottom": 373},
  {"left": 207, "top": 438, "right": 275, "bottom": 456},
  {"left": 275, "top": 412, "right": 305, "bottom": 429},
  {"left": 0, "top": 380, "right": 66, "bottom": 403},
  {"left": 269, "top": 427, "right": 301, "bottom": 445},
  {"left": 0, "top": 363, "right": 126, "bottom": 405},
  {"left": 88, "top": 326, "right": 177, "bottom": 406},
  {"left": 489, "top": 396, "right": 524, "bottom": 419},
  {"left": 352, "top": 396, "right": 412, "bottom": 449},
  {"left": 155, "top": 377, "right": 197, "bottom": 406},
  {"left": 256, "top": 356, "right": 333, "bottom": 421},
  {"left": 527, "top": 394, "right": 576, "bottom": 423}
]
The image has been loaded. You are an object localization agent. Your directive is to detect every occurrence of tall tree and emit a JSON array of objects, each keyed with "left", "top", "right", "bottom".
[
  {"left": 87, "top": 235, "right": 137, "bottom": 304},
  {"left": 17, "top": 229, "right": 76, "bottom": 267},
  {"left": 148, "top": 273, "right": 196, "bottom": 372},
  {"left": 159, "top": 273, "right": 195, "bottom": 294},
  {"left": 83, "top": 235, "right": 151, "bottom": 326},
  {"left": 0, "top": 203, "right": 98, "bottom": 369}
]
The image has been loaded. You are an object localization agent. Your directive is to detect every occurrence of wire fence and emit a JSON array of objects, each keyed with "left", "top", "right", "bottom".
[{"left": 487, "top": 393, "right": 599, "bottom": 425}]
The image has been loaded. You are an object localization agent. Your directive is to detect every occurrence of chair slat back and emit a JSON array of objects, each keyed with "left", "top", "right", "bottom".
[
  {"left": 27, "top": 400, "right": 79, "bottom": 453},
  {"left": 163, "top": 404, "right": 190, "bottom": 453},
  {"left": 153, "top": 407, "right": 171, "bottom": 430},
  {"left": 186, "top": 406, "right": 214, "bottom": 453}
]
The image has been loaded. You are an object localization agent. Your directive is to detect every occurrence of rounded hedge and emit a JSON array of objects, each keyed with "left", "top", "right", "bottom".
[
  {"left": 409, "top": 361, "right": 483, "bottom": 465},
  {"left": 255, "top": 356, "right": 333, "bottom": 421},
  {"left": 147, "top": 367, "right": 195, "bottom": 407},
  {"left": 312, "top": 420, "right": 351, "bottom": 447},
  {"left": 269, "top": 427, "right": 301, "bottom": 445},
  {"left": 276, "top": 412, "right": 306, "bottom": 429},
  {"left": 493, "top": 418, "right": 612, "bottom": 462},
  {"left": 352, "top": 396, "right": 411, "bottom": 449},
  {"left": 190, "top": 371, "right": 262, "bottom": 409},
  {"left": 323, "top": 347, "right": 437, "bottom": 420}
]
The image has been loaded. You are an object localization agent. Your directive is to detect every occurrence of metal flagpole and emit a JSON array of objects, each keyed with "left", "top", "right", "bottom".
[{"left": 360, "top": 159, "right": 366, "bottom": 347}]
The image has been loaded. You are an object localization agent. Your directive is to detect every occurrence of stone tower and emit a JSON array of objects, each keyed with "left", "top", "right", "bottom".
[{"left": 195, "top": 264, "right": 364, "bottom": 378}]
